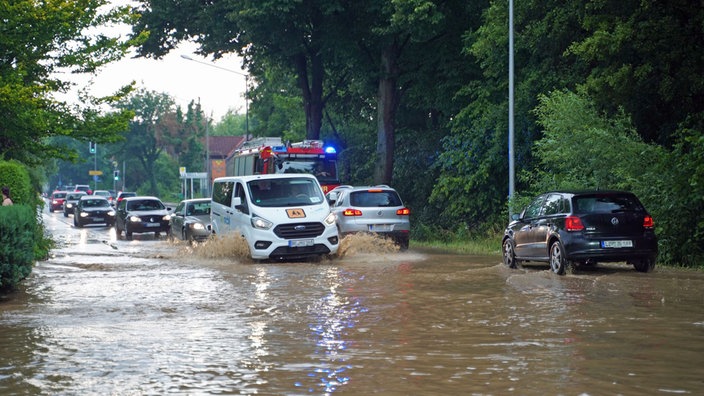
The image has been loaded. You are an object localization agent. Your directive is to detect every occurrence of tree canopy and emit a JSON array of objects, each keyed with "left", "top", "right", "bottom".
[{"left": 0, "top": 0, "right": 137, "bottom": 165}]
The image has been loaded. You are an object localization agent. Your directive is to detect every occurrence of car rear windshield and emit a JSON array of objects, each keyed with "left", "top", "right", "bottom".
[
  {"left": 572, "top": 194, "right": 644, "bottom": 214},
  {"left": 350, "top": 190, "right": 402, "bottom": 207},
  {"left": 53, "top": 193, "right": 67, "bottom": 198},
  {"left": 127, "top": 200, "right": 165, "bottom": 211}
]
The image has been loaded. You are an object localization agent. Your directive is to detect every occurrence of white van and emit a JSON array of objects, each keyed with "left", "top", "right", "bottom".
[{"left": 210, "top": 174, "right": 339, "bottom": 260}]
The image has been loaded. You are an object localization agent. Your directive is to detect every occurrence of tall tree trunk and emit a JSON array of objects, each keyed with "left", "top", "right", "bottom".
[
  {"left": 294, "top": 51, "right": 325, "bottom": 140},
  {"left": 375, "top": 42, "right": 401, "bottom": 185}
]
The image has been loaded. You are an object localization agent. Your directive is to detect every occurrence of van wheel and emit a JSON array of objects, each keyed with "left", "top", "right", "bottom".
[{"left": 549, "top": 241, "right": 567, "bottom": 275}]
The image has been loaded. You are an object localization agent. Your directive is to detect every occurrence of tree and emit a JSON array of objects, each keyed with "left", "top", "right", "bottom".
[
  {"left": 567, "top": 0, "right": 704, "bottom": 145},
  {"left": 132, "top": 0, "right": 351, "bottom": 140},
  {"left": 0, "top": 0, "right": 136, "bottom": 165},
  {"left": 116, "top": 90, "right": 179, "bottom": 196}
]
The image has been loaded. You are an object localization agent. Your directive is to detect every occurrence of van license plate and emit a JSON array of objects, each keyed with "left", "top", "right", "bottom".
[
  {"left": 369, "top": 224, "right": 391, "bottom": 232},
  {"left": 289, "top": 239, "right": 314, "bottom": 247},
  {"left": 602, "top": 240, "right": 633, "bottom": 248}
]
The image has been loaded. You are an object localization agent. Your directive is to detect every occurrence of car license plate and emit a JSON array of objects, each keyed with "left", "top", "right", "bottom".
[
  {"left": 145, "top": 223, "right": 160, "bottom": 228},
  {"left": 91, "top": 218, "right": 103, "bottom": 222},
  {"left": 369, "top": 224, "right": 391, "bottom": 232},
  {"left": 289, "top": 239, "right": 314, "bottom": 247},
  {"left": 602, "top": 240, "right": 633, "bottom": 248}
]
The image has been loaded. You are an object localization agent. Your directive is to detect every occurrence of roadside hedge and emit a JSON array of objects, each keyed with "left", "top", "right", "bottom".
[{"left": 0, "top": 204, "right": 36, "bottom": 291}]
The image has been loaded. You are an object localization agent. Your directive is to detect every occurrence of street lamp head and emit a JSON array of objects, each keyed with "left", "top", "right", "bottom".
[{"left": 180, "top": 54, "right": 194, "bottom": 61}]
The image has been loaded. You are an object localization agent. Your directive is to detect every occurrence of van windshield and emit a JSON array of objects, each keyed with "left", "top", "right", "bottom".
[{"left": 248, "top": 178, "right": 324, "bottom": 207}]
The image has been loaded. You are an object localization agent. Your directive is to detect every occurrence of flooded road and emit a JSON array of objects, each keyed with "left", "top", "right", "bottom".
[{"left": 1, "top": 211, "right": 704, "bottom": 395}]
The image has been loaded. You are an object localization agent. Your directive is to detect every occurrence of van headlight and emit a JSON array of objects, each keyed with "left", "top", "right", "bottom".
[
  {"left": 251, "top": 215, "right": 273, "bottom": 230},
  {"left": 324, "top": 212, "right": 336, "bottom": 226}
]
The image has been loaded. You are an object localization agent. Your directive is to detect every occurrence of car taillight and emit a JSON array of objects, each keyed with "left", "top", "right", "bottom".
[
  {"left": 396, "top": 208, "right": 410, "bottom": 215},
  {"left": 565, "top": 215, "right": 585, "bottom": 231},
  {"left": 343, "top": 209, "right": 362, "bottom": 216},
  {"left": 643, "top": 215, "right": 654, "bottom": 229}
]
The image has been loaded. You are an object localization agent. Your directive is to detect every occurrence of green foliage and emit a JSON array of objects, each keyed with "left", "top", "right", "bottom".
[
  {"left": 0, "top": 0, "right": 134, "bottom": 166},
  {"left": 0, "top": 161, "right": 32, "bottom": 206},
  {"left": 567, "top": 0, "right": 704, "bottom": 145},
  {"left": 0, "top": 205, "right": 36, "bottom": 291},
  {"left": 530, "top": 89, "right": 665, "bottom": 192}
]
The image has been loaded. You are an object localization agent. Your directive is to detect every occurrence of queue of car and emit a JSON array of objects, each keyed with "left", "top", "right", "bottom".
[{"left": 46, "top": 177, "right": 660, "bottom": 274}]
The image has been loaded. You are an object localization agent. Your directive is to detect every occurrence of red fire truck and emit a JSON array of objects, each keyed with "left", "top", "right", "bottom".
[{"left": 229, "top": 138, "right": 341, "bottom": 193}]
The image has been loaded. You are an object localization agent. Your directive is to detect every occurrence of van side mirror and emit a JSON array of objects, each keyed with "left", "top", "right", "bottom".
[
  {"left": 233, "top": 196, "right": 243, "bottom": 209},
  {"left": 327, "top": 192, "right": 338, "bottom": 204}
]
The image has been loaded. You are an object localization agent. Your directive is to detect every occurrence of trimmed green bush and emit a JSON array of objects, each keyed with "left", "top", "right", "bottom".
[{"left": 0, "top": 205, "right": 36, "bottom": 291}]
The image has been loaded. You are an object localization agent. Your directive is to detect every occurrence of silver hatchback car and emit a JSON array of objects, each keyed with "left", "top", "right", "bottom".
[{"left": 326, "top": 185, "right": 410, "bottom": 249}]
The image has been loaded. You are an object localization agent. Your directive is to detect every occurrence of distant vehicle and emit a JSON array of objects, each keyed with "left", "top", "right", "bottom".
[
  {"left": 73, "top": 195, "right": 116, "bottom": 228},
  {"left": 230, "top": 138, "right": 340, "bottom": 193},
  {"left": 74, "top": 184, "right": 92, "bottom": 195},
  {"left": 326, "top": 185, "right": 411, "bottom": 250},
  {"left": 115, "top": 196, "right": 172, "bottom": 240},
  {"left": 115, "top": 191, "right": 136, "bottom": 206},
  {"left": 210, "top": 174, "right": 339, "bottom": 261},
  {"left": 168, "top": 198, "right": 212, "bottom": 244},
  {"left": 63, "top": 191, "right": 88, "bottom": 217},
  {"left": 49, "top": 191, "right": 68, "bottom": 212},
  {"left": 502, "top": 190, "right": 658, "bottom": 275},
  {"left": 93, "top": 190, "right": 113, "bottom": 205}
]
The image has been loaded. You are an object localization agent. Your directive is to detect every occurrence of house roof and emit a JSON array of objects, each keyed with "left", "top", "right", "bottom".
[{"left": 209, "top": 135, "right": 247, "bottom": 159}]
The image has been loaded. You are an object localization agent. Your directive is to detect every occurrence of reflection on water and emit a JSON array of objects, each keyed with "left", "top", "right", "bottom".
[{"left": 2, "top": 216, "right": 704, "bottom": 394}]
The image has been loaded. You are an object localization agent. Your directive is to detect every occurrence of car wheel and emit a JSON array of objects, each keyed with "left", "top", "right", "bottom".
[
  {"left": 74, "top": 216, "right": 81, "bottom": 228},
  {"left": 63, "top": 211, "right": 68, "bottom": 218},
  {"left": 126, "top": 226, "right": 133, "bottom": 240},
  {"left": 633, "top": 256, "right": 656, "bottom": 273},
  {"left": 154, "top": 231, "right": 160, "bottom": 238},
  {"left": 549, "top": 240, "right": 568, "bottom": 275},
  {"left": 398, "top": 237, "right": 409, "bottom": 251},
  {"left": 502, "top": 238, "right": 519, "bottom": 269}
]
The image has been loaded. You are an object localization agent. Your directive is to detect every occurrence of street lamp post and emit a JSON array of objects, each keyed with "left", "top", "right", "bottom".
[{"left": 181, "top": 54, "right": 250, "bottom": 194}]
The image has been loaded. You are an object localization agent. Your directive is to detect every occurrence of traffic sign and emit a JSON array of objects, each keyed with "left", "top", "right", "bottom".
[{"left": 89, "top": 170, "right": 103, "bottom": 176}]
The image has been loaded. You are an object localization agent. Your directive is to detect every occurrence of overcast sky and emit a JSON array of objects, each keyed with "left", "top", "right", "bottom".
[{"left": 74, "top": 41, "right": 248, "bottom": 122}]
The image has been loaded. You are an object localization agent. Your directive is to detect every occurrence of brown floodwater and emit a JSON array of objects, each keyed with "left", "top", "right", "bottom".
[{"left": 1, "top": 212, "right": 703, "bottom": 395}]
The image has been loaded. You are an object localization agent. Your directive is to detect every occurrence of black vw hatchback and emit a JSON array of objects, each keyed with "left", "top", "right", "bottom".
[{"left": 502, "top": 191, "right": 658, "bottom": 274}]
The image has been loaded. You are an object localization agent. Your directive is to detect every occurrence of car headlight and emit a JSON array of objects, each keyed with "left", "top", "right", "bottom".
[
  {"left": 128, "top": 215, "right": 141, "bottom": 222},
  {"left": 251, "top": 215, "right": 273, "bottom": 230},
  {"left": 189, "top": 222, "right": 205, "bottom": 230},
  {"left": 79, "top": 212, "right": 89, "bottom": 217},
  {"left": 163, "top": 215, "right": 171, "bottom": 221},
  {"left": 66, "top": 203, "right": 73, "bottom": 208},
  {"left": 108, "top": 211, "right": 116, "bottom": 217},
  {"left": 324, "top": 211, "right": 337, "bottom": 226}
]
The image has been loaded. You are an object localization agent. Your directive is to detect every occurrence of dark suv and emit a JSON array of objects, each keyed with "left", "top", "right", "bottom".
[
  {"left": 115, "top": 196, "right": 172, "bottom": 240},
  {"left": 502, "top": 190, "right": 658, "bottom": 274}
]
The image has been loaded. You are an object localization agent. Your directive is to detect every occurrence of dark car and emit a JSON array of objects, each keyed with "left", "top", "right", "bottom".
[
  {"left": 73, "top": 195, "right": 116, "bottom": 228},
  {"left": 168, "top": 198, "right": 212, "bottom": 243},
  {"left": 63, "top": 191, "right": 88, "bottom": 217},
  {"left": 49, "top": 190, "right": 68, "bottom": 212},
  {"left": 326, "top": 185, "right": 411, "bottom": 249},
  {"left": 502, "top": 190, "right": 658, "bottom": 275},
  {"left": 115, "top": 196, "right": 172, "bottom": 240}
]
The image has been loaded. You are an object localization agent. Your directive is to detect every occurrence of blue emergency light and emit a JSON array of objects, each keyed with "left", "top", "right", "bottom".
[{"left": 324, "top": 146, "right": 336, "bottom": 154}]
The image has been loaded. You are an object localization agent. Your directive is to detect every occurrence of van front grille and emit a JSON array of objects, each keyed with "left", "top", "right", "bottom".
[{"left": 274, "top": 222, "right": 325, "bottom": 239}]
